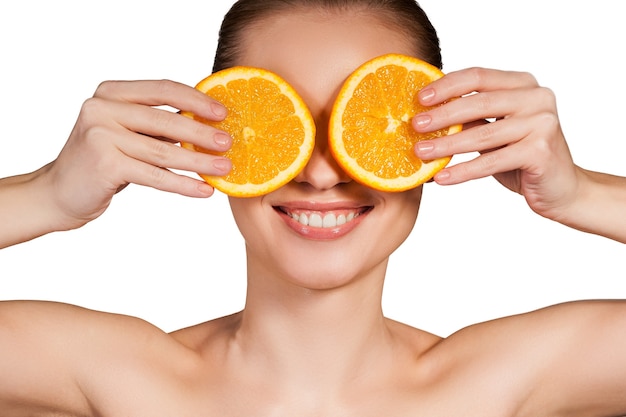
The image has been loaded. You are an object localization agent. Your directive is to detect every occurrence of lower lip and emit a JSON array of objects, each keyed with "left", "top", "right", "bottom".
[{"left": 276, "top": 209, "right": 368, "bottom": 240}]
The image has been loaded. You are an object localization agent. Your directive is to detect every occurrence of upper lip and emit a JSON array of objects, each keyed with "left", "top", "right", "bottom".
[
  {"left": 273, "top": 200, "right": 372, "bottom": 212},
  {"left": 273, "top": 201, "right": 374, "bottom": 224},
  {"left": 267, "top": 184, "right": 378, "bottom": 217}
]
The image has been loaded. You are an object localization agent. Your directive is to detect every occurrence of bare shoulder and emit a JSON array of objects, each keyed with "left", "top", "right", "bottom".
[
  {"left": 0, "top": 299, "right": 199, "bottom": 375},
  {"left": 437, "top": 299, "right": 626, "bottom": 358},
  {"left": 0, "top": 299, "right": 177, "bottom": 349},
  {"left": 0, "top": 300, "right": 200, "bottom": 416},
  {"left": 418, "top": 300, "right": 626, "bottom": 417}
]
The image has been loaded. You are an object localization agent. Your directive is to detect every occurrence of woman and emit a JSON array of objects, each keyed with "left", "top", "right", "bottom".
[{"left": 1, "top": 1, "right": 625, "bottom": 416}]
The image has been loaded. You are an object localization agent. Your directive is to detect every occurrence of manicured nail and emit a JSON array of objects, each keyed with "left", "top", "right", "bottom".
[
  {"left": 415, "top": 141, "right": 435, "bottom": 154},
  {"left": 197, "top": 182, "right": 214, "bottom": 197},
  {"left": 214, "top": 132, "right": 232, "bottom": 148},
  {"left": 434, "top": 170, "right": 450, "bottom": 182},
  {"left": 419, "top": 87, "right": 436, "bottom": 103},
  {"left": 413, "top": 114, "right": 432, "bottom": 129},
  {"left": 212, "top": 158, "right": 232, "bottom": 174},
  {"left": 211, "top": 102, "right": 227, "bottom": 119}
]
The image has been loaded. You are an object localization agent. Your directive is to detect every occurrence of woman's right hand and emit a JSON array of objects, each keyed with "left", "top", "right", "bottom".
[
  {"left": 43, "top": 79, "right": 232, "bottom": 231},
  {"left": 1, "top": 79, "right": 232, "bottom": 249}
]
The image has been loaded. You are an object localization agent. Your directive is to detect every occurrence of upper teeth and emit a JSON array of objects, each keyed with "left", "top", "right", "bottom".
[{"left": 289, "top": 211, "right": 357, "bottom": 228}]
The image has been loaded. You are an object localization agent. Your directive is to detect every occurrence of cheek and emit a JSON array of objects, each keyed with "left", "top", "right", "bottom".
[
  {"left": 228, "top": 197, "right": 267, "bottom": 242},
  {"left": 383, "top": 187, "right": 423, "bottom": 239},
  {"left": 408, "top": 185, "right": 424, "bottom": 204},
  {"left": 389, "top": 187, "right": 423, "bottom": 218},
  {"left": 406, "top": 187, "right": 423, "bottom": 217}
]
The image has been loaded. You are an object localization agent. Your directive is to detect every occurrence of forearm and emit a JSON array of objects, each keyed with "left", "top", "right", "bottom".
[
  {"left": 558, "top": 168, "right": 626, "bottom": 244},
  {"left": 0, "top": 163, "right": 68, "bottom": 249}
]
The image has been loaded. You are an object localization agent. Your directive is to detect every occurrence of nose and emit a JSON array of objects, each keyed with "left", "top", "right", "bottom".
[{"left": 294, "top": 134, "right": 352, "bottom": 190}]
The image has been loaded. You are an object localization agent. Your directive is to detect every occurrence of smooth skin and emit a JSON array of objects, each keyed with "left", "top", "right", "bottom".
[
  {"left": 1, "top": 8, "right": 626, "bottom": 417},
  {"left": 413, "top": 68, "right": 626, "bottom": 243},
  {"left": 0, "top": 80, "right": 232, "bottom": 248}
]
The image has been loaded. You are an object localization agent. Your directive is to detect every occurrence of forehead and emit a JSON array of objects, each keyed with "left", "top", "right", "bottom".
[{"left": 234, "top": 9, "right": 417, "bottom": 109}]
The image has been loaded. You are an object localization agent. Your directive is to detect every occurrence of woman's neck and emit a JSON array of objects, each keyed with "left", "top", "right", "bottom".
[{"left": 229, "top": 257, "right": 398, "bottom": 394}]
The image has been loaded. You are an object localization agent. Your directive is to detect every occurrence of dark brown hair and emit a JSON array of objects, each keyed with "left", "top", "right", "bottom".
[{"left": 213, "top": 0, "right": 441, "bottom": 72}]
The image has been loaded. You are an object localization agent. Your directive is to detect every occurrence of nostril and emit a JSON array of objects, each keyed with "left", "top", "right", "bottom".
[{"left": 294, "top": 146, "right": 351, "bottom": 190}]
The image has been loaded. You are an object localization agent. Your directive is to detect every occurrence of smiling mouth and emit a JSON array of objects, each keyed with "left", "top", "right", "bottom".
[{"left": 275, "top": 206, "right": 372, "bottom": 229}]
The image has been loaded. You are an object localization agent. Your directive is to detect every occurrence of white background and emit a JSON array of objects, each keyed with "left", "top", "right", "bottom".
[{"left": 0, "top": 1, "right": 624, "bottom": 336}]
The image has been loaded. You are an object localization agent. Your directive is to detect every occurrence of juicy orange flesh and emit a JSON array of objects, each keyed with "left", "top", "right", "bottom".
[
  {"left": 192, "top": 77, "right": 305, "bottom": 185},
  {"left": 342, "top": 64, "right": 450, "bottom": 179}
]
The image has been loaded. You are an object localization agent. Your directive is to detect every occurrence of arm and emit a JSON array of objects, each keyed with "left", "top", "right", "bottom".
[
  {"left": 0, "top": 301, "right": 98, "bottom": 415},
  {"left": 0, "top": 79, "right": 232, "bottom": 249},
  {"left": 556, "top": 168, "right": 626, "bottom": 243},
  {"left": 413, "top": 67, "right": 626, "bottom": 244},
  {"left": 439, "top": 300, "right": 626, "bottom": 417},
  {"left": 0, "top": 165, "right": 66, "bottom": 248},
  {"left": 0, "top": 300, "right": 192, "bottom": 416},
  {"left": 524, "top": 300, "right": 626, "bottom": 417}
]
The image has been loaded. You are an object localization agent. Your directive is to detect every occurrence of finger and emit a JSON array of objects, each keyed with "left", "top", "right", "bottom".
[
  {"left": 419, "top": 67, "right": 540, "bottom": 106},
  {"left": 91, "top": 98, "right": 232, "bottom": 152},
  {"left": 93, "top": 79, "right": 227, "bottom": 122},
  {"left": 115, "top": 130, "right": 232, "bottom": 178},
  {"left": 121, "top": 158, "right": 217, "bottom": 198},
  {"left": 415, "top": 116, "right": 532, "bottom": 160},
  {"left": 414, "top": 87, "right": 552, "bottom": 132},
  {"left": 432, "top": 141, "right": 530, "bottom": 185}
]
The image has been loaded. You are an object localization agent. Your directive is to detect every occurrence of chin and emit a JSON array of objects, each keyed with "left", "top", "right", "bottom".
[{"left": 258, "top": 242, "right": 389, "bottom": 292}]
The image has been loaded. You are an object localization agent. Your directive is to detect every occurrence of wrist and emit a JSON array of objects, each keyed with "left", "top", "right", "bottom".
[
  {"left": 556, "top": 168, "right": 626, "bottom": 243},
  {"left": 0, "top": 163, "right": 77, "bottom": 248}
]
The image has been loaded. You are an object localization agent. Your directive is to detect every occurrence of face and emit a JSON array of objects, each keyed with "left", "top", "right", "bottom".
[{"left": 228, "top": 8, "right": 424, "bottom": 290}]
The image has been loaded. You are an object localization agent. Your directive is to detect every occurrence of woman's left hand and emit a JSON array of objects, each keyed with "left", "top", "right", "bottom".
[{"left": 412, "top": 67, "right": 581, "bottom": 222}]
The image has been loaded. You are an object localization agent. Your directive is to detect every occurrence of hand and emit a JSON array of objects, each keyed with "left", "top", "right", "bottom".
[
  {"left": 43, "top": 79, "right": 232, "bottom": 230},
  {"left": 412, "top": 67, "right": 581, "bottom": 221}
]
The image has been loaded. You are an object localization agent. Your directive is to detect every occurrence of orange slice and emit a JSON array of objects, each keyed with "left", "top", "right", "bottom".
[
  {"left": 329, "top": 53, "right": 462, "bottom": 192},
  {"left": 181, "top": 67, "right": 315, "bottom": 197}
]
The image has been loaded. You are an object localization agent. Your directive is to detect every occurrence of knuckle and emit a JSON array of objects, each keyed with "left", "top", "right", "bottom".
[
  {"left": 150, "top": 165, "right": 169, "bottom": 187},
  {"left": 478, "top": 151, "right": 499, "bottom": 172},
  {"left": 93, "top": 80, "right": 120, "bottom": 98},
  {"left": 518, "top": 71, "right": 539, "bottom": 87},
  {"left": 476, "top": 122, "right": 496, "bottom": 147},
  {"left": 529, "top": 112, "right": 561, "bottom": 152},
  {"left": 467, "top": 67, "right": 488, "bottom": 88},
  {"left": 81, "top": 124, "right": 111, "bottom": 147},
  {"left": 535, "top": 110, "right": 560, "bottom": 133},
  {"left": 153, "top": 79, "right": 177, "bottom": 97},
  {"left": 79, "top": 97, "right": 106, "bottom": 121},
  {"left": 148, "top": 139, "right": 174, "bottom": 165},
  {"left": 475, "top": 91, "right": 493, "bottom": 112},
  {"left": 535, "top": 86, "right": 557, "bottom": 108},
  {"left": 150, "top": 108, "right": 175, "bottom": 132},
  {"left": 525, "top": 136, "right": 553, "bottom": 164},
  {"left": 188, "top": 119, "right": 210, "bottom": 142},
  {"left": 76, "top": 98, "right": 116, "bottom": 145}
]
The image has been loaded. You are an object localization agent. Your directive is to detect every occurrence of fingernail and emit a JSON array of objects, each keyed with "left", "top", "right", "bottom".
[
  {"left": 214, "top": 132, "right": 232, "bottom": 148},
  {"left": 212, "top": 158, "right": 232, "bottom": 174},
  {"left": 197, "top": 182, "right": 214, "bottom": 197},
  {"left": 415, "top": 141, "right": 435, "bottom": 154},
  {"left": 211, "top": 102, "right": 227, "bottom": 119},
  {"left": 413, "top": 114, "right": 432, "bottom": 129},
  {"left": 434, "top": 170, "right": 450, "bottom": 182},
  {"left": 419, "top": 87, "right": 436, "bottom": 103}
]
